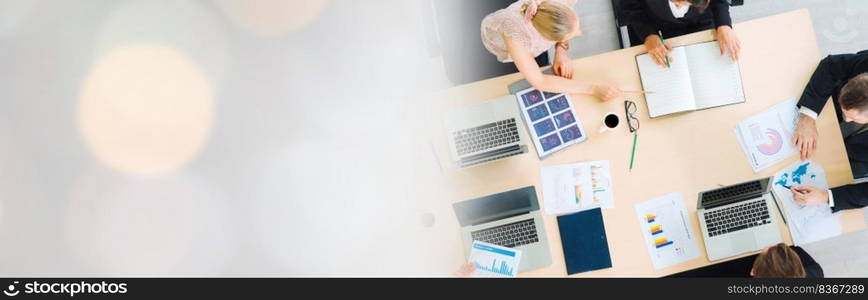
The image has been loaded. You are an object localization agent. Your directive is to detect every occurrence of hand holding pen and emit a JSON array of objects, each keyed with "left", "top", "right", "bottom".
[{"left": 644, "top": 31, "right": 673, "bottom": 68}]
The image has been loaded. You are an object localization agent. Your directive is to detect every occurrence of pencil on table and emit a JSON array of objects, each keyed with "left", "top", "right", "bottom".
[{"left": 623, "top": 90, "right": 655, "bottom": 94}]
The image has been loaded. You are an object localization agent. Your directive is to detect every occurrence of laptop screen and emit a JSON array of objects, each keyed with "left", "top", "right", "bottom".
[{"left": 453, "top": 186, "right": 539, "bottom": 227}]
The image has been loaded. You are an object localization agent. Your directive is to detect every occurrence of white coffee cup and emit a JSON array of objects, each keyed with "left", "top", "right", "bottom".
[{"left": 599, "top": 112, "right": 620, "bottom": 133}]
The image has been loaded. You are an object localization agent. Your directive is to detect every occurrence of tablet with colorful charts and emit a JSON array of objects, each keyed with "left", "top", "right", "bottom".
[{"left": 515, "top": 87, "right": 587, "bottom": 158}]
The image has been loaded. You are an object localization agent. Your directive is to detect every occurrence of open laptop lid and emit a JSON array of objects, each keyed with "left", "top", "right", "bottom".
[
  {"left": 453, "top": 186, "right": 539, "bottom": 227},
  {"left": 698, "top": 177, "right": 772, "bottom": 209}
]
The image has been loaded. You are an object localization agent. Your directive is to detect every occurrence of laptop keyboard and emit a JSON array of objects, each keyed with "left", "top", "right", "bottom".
[
  {"left": 704, "top": 199, "right": 772, "bottom": 237},
  {"left": 702, "top": 180, "right": 763, "bottom": 208},
  {"left": 471, "top": 219, "right": 538, "bottom": 248},
  {"left": 453, "top": 118, "right": 520, "bottom": 156}
]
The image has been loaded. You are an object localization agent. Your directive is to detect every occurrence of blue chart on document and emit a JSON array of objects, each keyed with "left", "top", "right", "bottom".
[{"left": 468, "top": 241, "right": 523, "bottom": 277}]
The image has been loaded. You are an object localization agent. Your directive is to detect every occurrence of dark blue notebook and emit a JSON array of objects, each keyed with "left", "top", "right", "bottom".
[{"left": 556, "top": 208, "right": 612, "bottom": 275}]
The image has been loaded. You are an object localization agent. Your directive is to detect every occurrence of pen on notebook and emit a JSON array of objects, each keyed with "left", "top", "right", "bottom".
[
  {"left": 629, "top": 134, "right": 638, "bottom": 171},
  {"left": 658, "top": 30, "right": 670, "bottom": 68}
]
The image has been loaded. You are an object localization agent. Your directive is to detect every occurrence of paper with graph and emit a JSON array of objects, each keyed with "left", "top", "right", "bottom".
[
  {"left": 468, "top": 241, "right": 523, "bottom": 277},
  {"left": 634, "top": 192, "right": 701, "bottom": 269},
  {"left": 540, "top": 160, "right": 614, "bottom": 215},
  {"left": 736, "top": 99, "right": 800, "bottom": 172},
  {"left": 770, "top": 161, "right": 842, "bottom": 245}
]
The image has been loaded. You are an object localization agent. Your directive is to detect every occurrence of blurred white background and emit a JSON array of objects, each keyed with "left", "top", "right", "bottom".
[{"left": 0, "top": 0, "right": 454, "bottom": 276}]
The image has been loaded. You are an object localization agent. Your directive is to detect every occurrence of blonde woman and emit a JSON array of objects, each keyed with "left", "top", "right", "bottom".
[{"left": 481, "top": 0, "right": 623, "bottom": 101}]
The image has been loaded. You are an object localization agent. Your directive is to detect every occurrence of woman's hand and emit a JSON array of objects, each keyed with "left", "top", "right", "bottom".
[
  {"left": 793, "top": 115, "right": 818, "bottom": 160},
  {"left": 716, "top": 25, "right": 741, "bottom": 61},
  {"left": 453, "top": 263, "right": 476, "bottom": 277},
  {"left": 592, "top": 84, "right": 622, "bottom": 101},
  {"left": 552, "top": 50, "right": 573, "bottom": 79},
  {"left": 791, "top": 185, "right": 830, "bottom": 206},
  {"left": 644, "top": 34, "right": 673, "bottom": 68}
]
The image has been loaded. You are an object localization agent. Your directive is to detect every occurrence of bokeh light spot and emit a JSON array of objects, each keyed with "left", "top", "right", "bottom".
[
  {"left": 216, "top": 0, "right": 327, "bottom": 37},
  {"left": 78, "top": 45, "right": 214, "bottom": 176}
]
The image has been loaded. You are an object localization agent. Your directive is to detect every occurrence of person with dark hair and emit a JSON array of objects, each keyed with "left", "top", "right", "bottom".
[
  {"left": 750, "top": 243, "right": 824, "bottom": 278},
  {"left": 795, "top": 50, "right": 868, "bottom": 164},
  {"left": 787, "top": 51, "right": 868, "bottom": 213},
  {"left": 621, "top": 0, "right": 740, "bottom": 68}
]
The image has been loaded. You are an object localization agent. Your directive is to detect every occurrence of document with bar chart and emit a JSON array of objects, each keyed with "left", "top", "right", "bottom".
[
  {"left": 468, "top": 241, "right": 523, "bottom": 278},
  {"left": 540, "top": 160, "right": 614, "bottom": 215},
  {"left": 634, "top": 192, "right": 700, "bottom": 269}
]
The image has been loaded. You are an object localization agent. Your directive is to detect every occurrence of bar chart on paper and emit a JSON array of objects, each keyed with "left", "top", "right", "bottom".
[
  {"left": 540, "top": 160, "right": 614, "bottom": 215},
  {"left": 468, "top": 241, "right": 523, "bottom": 277},
  {"left": 476, "top": 259, "right": 515, "bottom": 276},
  {"left": 635, "top": 193, "right": 700, "bottom": 269}
]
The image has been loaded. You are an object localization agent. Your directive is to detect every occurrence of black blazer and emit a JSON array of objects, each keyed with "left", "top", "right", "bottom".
[
  {"left": 797, "top": 50, "right": 868, "bottom": 122},
  {"left": 792, "top": 246, "right": 824, "bottom": 278},
  {"left": 797, "top": 50, "right": 868, "bottom": 212},
  {"left": 830, "top": 183, "right": 868, "bottom": 212},
  {"left": 666, "top": 246, "right": 823, "bottom": 278},
  {"left": 620, "top": 0, "right": 732, "bottom": 41}
]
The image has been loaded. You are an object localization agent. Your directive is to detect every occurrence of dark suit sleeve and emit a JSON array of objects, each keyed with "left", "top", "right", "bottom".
[
  {"left": 709, "top": 0, "right": 732, "bottom": 28},
  {"left": 791, "top": 246, "right": 824, "bottom": 278},
  {"left": 830, "top": 182, "right": 868, "bottom": 212},
  {"left": 620, "top": 0, "right": 658, "bottom": 42},
  {"left": 798, "top": 53, "right": 861, "bottom": 114}
]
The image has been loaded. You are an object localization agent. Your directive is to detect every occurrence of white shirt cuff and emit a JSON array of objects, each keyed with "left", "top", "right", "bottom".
[
  {"left": 828, "top": 189, "right": 835, "bottom": 208},
  {"left": 799, "top": 106, "right": 819, "bottom": 120}
]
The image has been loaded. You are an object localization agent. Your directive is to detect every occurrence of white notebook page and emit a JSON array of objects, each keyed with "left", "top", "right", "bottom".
[
  {"left": 685, "top": 41, "right": 745, "bottom": 109},
  {"left": 636, "top": 47, "right": 696, "bottom": 118}
]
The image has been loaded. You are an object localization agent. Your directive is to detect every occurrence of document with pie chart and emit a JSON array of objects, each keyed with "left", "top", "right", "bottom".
[{"left": 735, "top": 99, "right": 799, "bottom": 172}]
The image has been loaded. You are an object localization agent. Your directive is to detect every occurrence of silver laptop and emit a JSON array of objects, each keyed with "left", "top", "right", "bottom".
[
  {"left": 697, "top": 177, "right": 782, "bottom": 261},
  {"left": 453, "top": 186, "right": 552, "bottom": 272},
  {"left": 444, "top": 95, "right": 529, "bottom": 168}
]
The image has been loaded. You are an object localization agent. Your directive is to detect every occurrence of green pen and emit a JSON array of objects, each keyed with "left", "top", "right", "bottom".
[
  {"left": 658, "top": 30, "right": 670, "bottom": 68},
  {"left": 629, "top": 133, "right": 638, "bottom": 171}
]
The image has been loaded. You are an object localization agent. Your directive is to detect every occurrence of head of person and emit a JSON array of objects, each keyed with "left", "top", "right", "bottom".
[
  {"left": 671, "top": 0, "right": 710, "bottom": 12},
  {"left": 522, "top": 1, "right": 581, "bottom": 42},
  {"left": 839, "top": 73, "right": 868, "bottom": 123},
  {"left": 750, "top": 243, "right": 806, "bottom": 278}
]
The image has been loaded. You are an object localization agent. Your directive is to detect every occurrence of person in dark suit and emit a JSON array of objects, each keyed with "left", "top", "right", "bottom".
[
  {"left": 666, "top": 243, "right": 823, "bottom": 277},
  {"left": 793, "top": 50, "right": 868, "bottom": 171},
  {"left": 789, "top": 50, "right": 868, "bottom": 212},
  {"left": 621, "top": 0, "right": 740, "bottom": 67},
  {"left": 751, "top": 243, "right": 824, "bottom": 278}
]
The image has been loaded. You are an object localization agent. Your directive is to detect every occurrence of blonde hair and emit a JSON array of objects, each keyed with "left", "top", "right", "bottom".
[{"left": 521, "top": 1, "right": 577, "bottom": 42}]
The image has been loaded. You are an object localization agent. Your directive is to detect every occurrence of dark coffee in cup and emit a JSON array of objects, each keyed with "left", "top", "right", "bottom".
[{"left": 604, "top": 113, "right": 620, "bottom": 128}]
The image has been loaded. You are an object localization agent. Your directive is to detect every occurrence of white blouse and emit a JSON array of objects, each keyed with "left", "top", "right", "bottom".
[
  {"left": 480, "top": 0, "right": 578, "bottom": 63},
  {"left": 668, "top": 0, "right": 689, "bottom": 18}
]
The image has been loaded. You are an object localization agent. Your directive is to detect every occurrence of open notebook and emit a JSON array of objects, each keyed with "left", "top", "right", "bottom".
[{"left": 636, "top": 41, "right": 745, "bottom": 118}]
